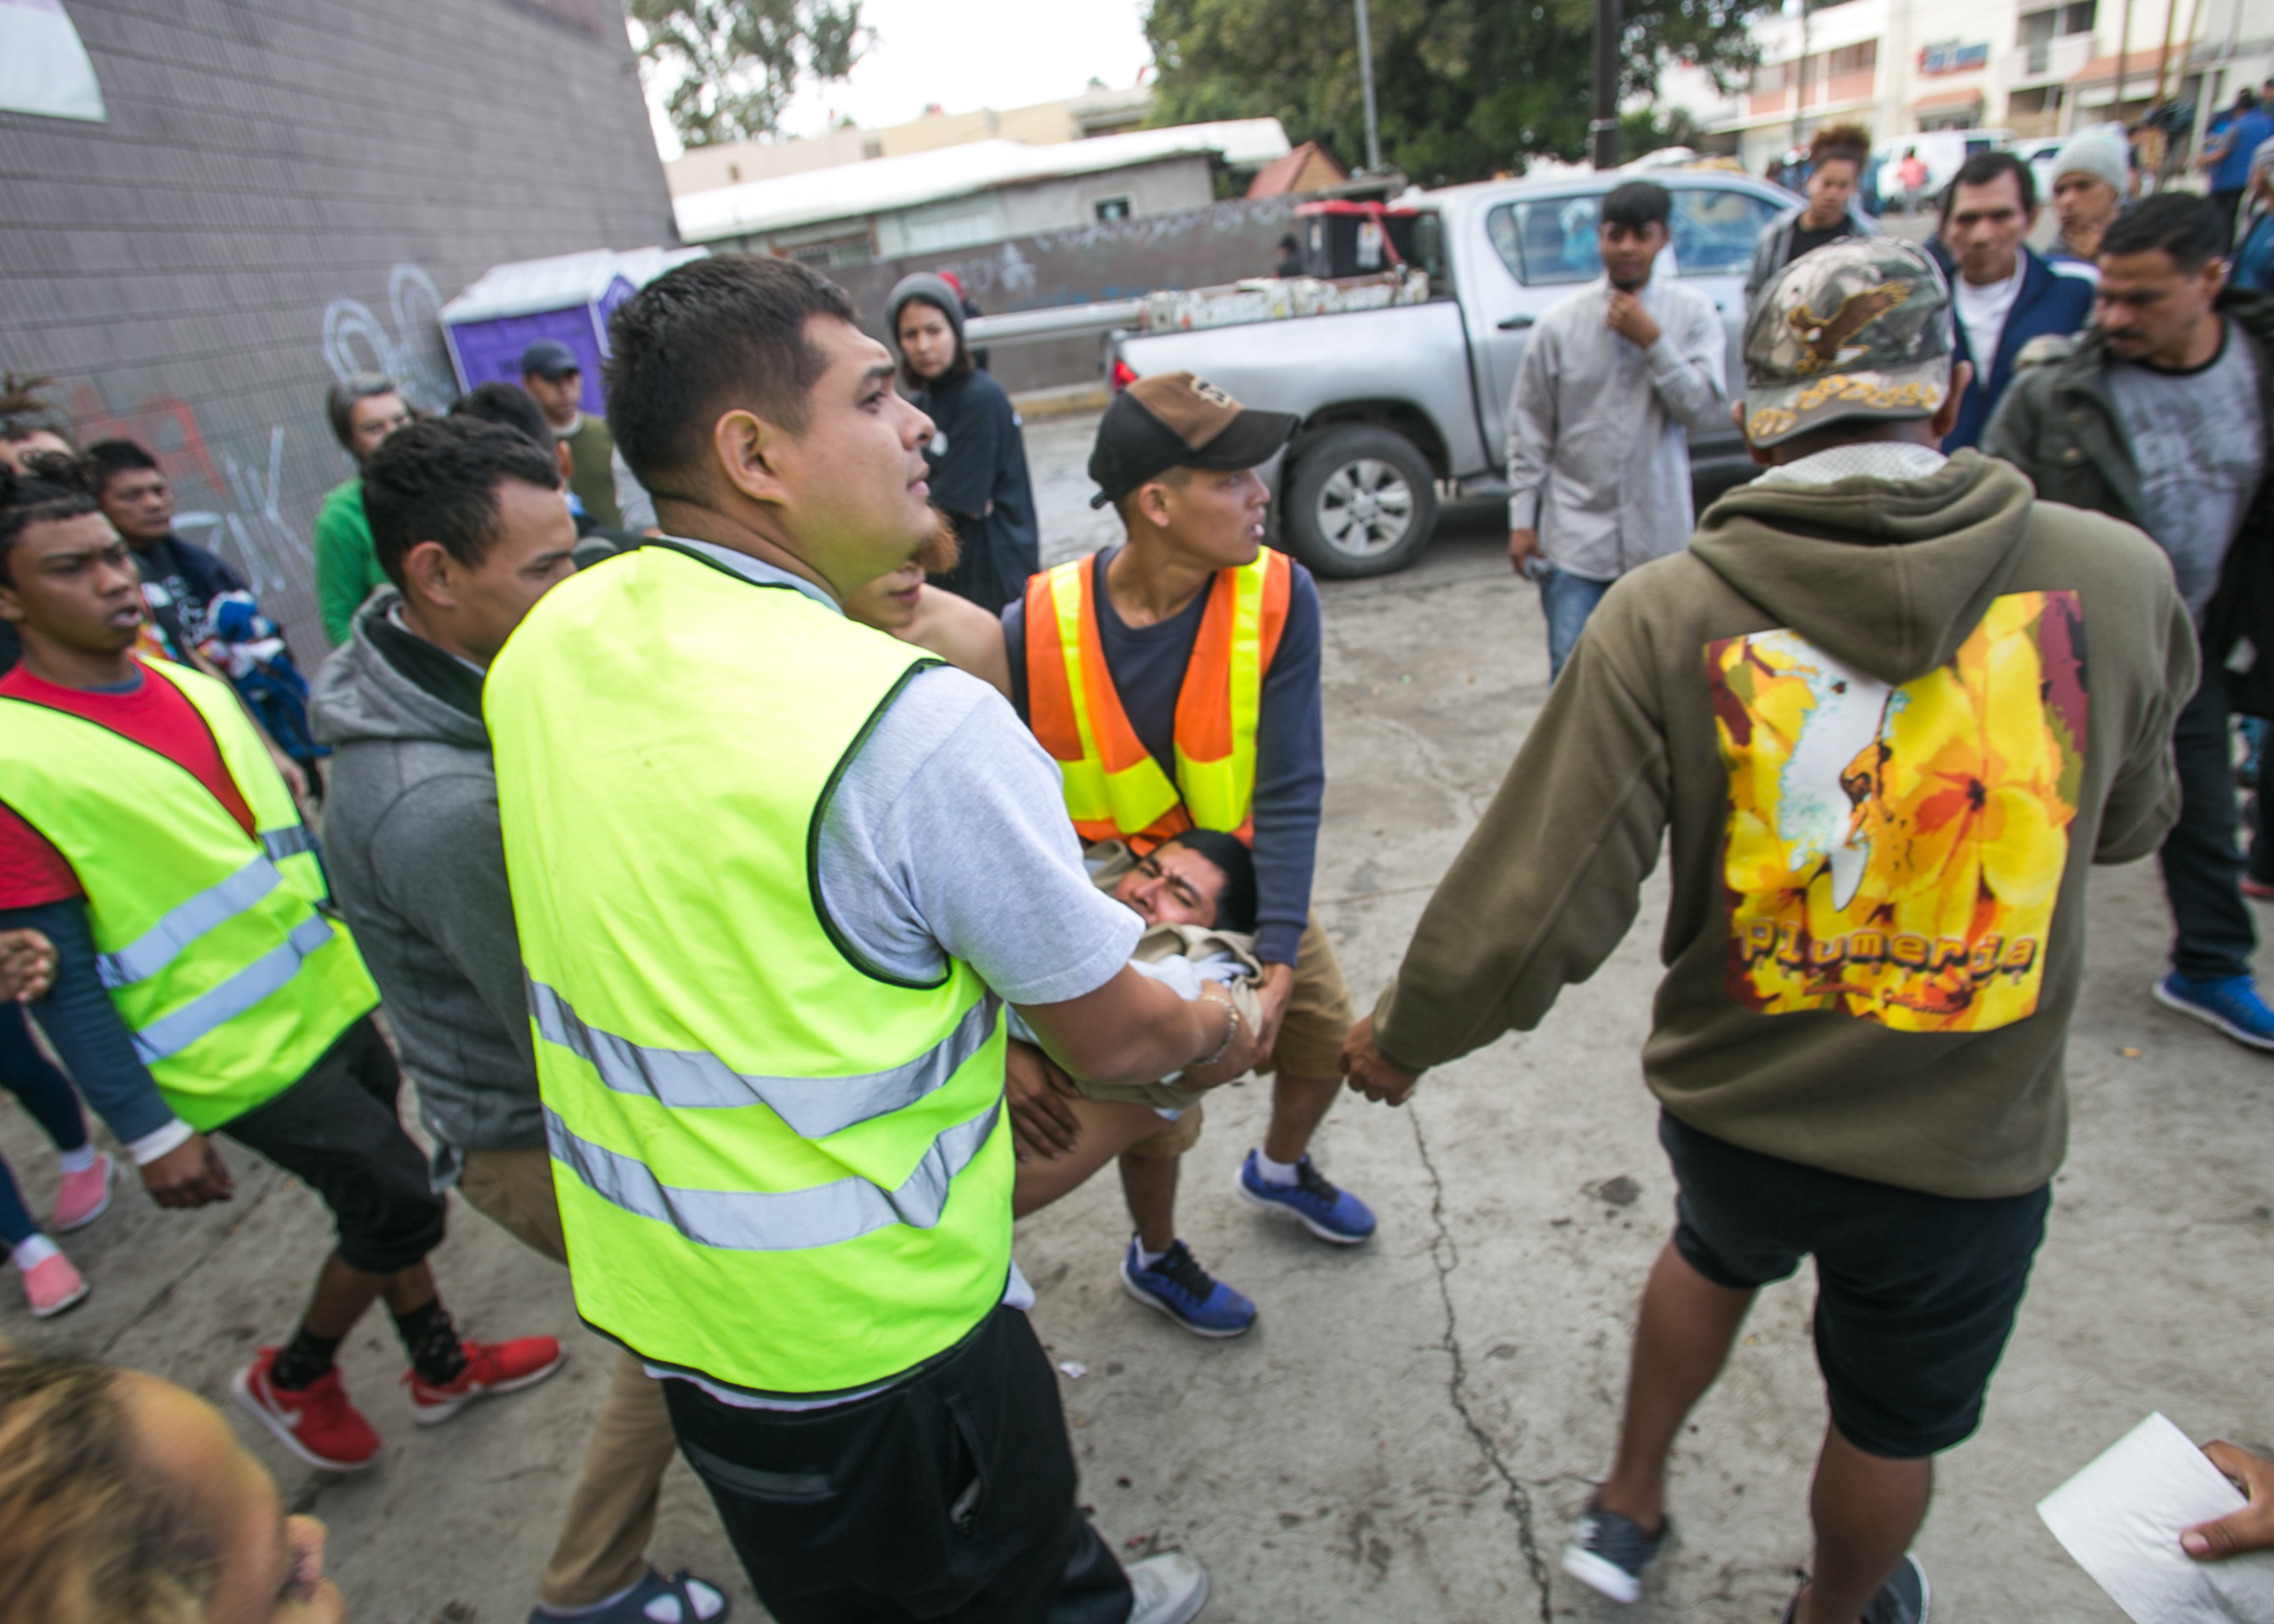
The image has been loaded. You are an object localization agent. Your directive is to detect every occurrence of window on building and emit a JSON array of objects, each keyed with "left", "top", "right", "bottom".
[
  {"left": 2018, "top": 2, "right": 2094, "bottom": 45},
  {"left": 1826, "top": 40, "right": 1877, "bottom": 76},
  {"left": 784, "top": 234, "right": 875, "bottom": 267},
  {"left": 1094, "top": 196, "right": 1132, "bottom": 222},
  {"left": 1751, "top": 58, "right": 1791, "bottom": 95}
]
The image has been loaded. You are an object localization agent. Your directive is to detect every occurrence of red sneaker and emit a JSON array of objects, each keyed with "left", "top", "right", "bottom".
[
  {"left": 232, "top": 1349, "right": 382, "bottom": 1472},
  {"left": 404, "top": 1335, "right": 564, "bottom": 1425}
]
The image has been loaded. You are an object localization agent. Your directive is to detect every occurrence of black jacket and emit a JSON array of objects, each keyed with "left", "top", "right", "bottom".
[{"left": 1982, "top": 286, "right": 2274, "bottom": 715}]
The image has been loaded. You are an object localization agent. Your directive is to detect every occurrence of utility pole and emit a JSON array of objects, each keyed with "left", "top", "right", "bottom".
[
  {"left": 2115, "top": 0, "right": 2134, "bottom": 113},
  {"left": 1791, "top": 0, "right": 1812, "bottom": 153},
  {"left": 1591, "top": 0, "right": 1621, "bottom": 168},
  {"left": 1354, "top": 0, "right": 1384, "bottom": 173}
]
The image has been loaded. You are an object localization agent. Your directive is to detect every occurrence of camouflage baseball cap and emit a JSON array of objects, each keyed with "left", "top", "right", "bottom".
[{"left": 1742, "top": 238, "right": 1955, "bottom": 447}]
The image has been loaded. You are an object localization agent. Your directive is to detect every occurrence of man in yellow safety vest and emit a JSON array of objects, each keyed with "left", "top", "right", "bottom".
[{"left": 485, "top": 255, "right": 1254, "bottom": 1624}]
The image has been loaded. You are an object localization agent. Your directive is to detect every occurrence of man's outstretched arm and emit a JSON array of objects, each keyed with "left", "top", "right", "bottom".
[{"left": 1351, "top": 601, "right": 1674, "bottom": 1100}]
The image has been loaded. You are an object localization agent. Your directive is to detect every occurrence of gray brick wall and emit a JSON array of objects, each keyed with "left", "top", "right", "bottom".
[{"left": 0, "top": 0, "right": 678, "bottom": 658}]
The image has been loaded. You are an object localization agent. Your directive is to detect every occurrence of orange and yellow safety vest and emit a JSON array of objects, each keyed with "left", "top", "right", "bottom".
[{"left": 1022, "top": 547, "right": 1291, "bottom": 849}]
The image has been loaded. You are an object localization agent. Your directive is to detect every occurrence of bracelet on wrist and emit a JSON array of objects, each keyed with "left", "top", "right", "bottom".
[{"left": 1192, "top": 989, "right": 1241, "bottom": 1070}]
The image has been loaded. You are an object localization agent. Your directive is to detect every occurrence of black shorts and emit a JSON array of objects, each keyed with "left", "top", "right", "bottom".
[
  {"left": 220, "top": 1016, "right": 445, "bottom": 1275},
  {"left": 1660, "top": 1110, "right": 2050, "bottom": 1460}
]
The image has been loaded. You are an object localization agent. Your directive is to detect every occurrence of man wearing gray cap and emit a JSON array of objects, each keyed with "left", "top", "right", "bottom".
[
  {"left": 519, "top": 339, "right": 620, "bottom": 528},
  {"left": 2047, "top": 124, "right": 2130, "bottom": 268},
  {"left": 1343, "top": 237, "right": 2192, "bottom": 1621}
]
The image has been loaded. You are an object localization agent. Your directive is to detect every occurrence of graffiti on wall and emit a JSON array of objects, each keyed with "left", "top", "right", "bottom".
[
  {"left": 68, "top": 387, "right": 304, "bottom": 594},
  {"left": 321, "top": 263, "right": 456, "bottom": 411}
]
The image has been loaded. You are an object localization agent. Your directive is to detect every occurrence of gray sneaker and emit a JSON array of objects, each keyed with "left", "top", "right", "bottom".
[
  {"left": 1776, "top": 1552, "right": 1930, "bottom": 1624},
  {"left": 1560, "top": 1502, "right": 1670, "bottom": 1604}
]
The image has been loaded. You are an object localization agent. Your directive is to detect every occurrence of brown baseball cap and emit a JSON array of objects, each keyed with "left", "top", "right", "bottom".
[{"left": 1087, "top": 371, "right": 1299, "bottom": 508}]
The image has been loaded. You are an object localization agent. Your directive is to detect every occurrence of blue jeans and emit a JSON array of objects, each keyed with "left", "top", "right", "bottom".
[
  {"left": 0, "top": 1004, "right": 88, "bottom": 1248},
  {"left": 1540, "top": 566, "right": 1615, "bottom": 681},
  {"left": 2163, "top": 663, "right": 2259, "bottom": 981}
]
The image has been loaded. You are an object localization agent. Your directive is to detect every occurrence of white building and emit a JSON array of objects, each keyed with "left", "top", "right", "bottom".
[
  {"left": 1661, "top": 0, "right": 2274, "bottom": 177},
  {"left": 672, "top": 120, "right": 1293, "bottom": 262}
]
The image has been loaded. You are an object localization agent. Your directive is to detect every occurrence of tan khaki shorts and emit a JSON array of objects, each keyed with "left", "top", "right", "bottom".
[
  {"left": 1265, "top": 913, "right": 1355, "bottom": 1079},
  {"left": 1123, "top": 1101, "right": 1204, "bottom": 1160}
]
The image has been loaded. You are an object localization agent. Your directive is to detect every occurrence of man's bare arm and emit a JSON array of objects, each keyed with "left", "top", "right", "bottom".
[
  {"left": 1014, "top": 964, "right": 1258, "bottom": 1091},
  {"left": 900, "top": 585, "right": 1012, "bottom": 699}
]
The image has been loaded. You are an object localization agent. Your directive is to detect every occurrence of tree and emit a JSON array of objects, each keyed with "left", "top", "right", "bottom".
[
  {"left": 1144, "top": 0, "right": 1771, "bottom": 186},
  {"left": 628, "top": 0, "right": 869, "bottom": 148}
]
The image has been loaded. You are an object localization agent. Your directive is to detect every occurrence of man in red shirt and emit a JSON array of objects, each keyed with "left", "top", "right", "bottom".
[{"left": 0, "top": 456, "right": 561, "bottom": 1473}]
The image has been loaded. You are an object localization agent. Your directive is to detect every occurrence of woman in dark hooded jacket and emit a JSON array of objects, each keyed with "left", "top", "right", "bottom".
[{"left": 885, "top": 272, "right": 1039, "bottom": 616}]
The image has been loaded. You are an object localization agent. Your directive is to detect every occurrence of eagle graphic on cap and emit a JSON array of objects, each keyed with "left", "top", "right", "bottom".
[{"left": 1787, "top": 283, "right": 1911, "bottom": 376}]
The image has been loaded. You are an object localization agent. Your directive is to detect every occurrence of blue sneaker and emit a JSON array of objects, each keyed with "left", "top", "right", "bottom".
[
  {"left": 2152, "top": 971, "right": 2274, "bottom": 1053},
  {"left": 1119, "top": 1238, "right": 1256, "bottom": 1338},
  {"left": 1236, "top": 1149, "right": 1376, "bottom": 1244},
  {"left": 1562, "top": 1502, "right": 1671, "bottom": 1605}
]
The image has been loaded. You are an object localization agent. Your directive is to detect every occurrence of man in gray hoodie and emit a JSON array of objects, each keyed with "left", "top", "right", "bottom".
[
  {"left": 312, "top": 418, "right": 728, "bottom": 1624},
  {"left": 1346, "top": 240, "right": 2192, "bottom": 1622}
]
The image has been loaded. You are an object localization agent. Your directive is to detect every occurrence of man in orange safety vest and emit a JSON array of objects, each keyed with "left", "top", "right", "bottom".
[{"left": 1002, "top": 371, "right": 1375, "bottom": 1338}]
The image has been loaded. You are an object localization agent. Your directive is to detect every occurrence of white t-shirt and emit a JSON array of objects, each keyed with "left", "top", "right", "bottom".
[{"left": 1954, "top": 263, "right": 2025, "bottom": 375}]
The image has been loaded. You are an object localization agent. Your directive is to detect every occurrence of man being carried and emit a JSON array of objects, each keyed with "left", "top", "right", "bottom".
[
  {"left": 486, "top": 256, "right": 1247, "bottom": 1624},
  {"left": 0, "top": 455, "right": 561, "bottom": 1476},
  {"left": 1506, "top": 181, "right": 1728, "bottom": 679},
  {"left": 1987, "top": 193, "right": 2274, "bottom": 1052},
  {"left": 1346, "top": 239, "right": 2191, "bottom": 1621},
  {"left": 312, "top": 417, "right": 727, "bottom": 1624},
  {"left": 1004, "top": 370, "right": 1377, "bottom": 1340}
]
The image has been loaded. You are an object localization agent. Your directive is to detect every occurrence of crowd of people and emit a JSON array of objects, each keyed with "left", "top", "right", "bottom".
[{"left": 0, "top": 134, "right": 2272, "bottom": 1624}]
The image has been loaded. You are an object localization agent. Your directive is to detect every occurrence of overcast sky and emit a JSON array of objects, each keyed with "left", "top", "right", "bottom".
[{"left": 639, "top": 0, "right": 1155, "bottom": 161}]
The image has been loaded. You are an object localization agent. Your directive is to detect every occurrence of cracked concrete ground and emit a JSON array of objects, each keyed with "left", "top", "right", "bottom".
[{"left": 5, "top": 412, "right": 2272, "bottom": 1623}]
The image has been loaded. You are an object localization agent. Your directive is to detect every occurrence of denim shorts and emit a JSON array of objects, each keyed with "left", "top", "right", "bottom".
[{"left": 1660, "top": 1109, "right": 2050, "bottom": 1459}]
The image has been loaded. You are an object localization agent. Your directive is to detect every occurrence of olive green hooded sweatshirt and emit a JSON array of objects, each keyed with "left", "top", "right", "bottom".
[{"left": 1373, "top": 450, "right": 2195, "bottom": 1197}]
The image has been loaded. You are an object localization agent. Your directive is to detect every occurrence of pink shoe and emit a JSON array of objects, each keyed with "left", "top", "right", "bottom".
[
  {"left": 23, "top": 1251, "right": 89, "bottom": 1318},
  {"left": 52, "top": 1151, "right": 114, "bottom": 1233}
]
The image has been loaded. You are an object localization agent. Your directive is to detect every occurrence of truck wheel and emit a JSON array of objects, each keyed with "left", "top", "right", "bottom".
[{"left": 1281, "top": 425, "right": 1438, "bottom": 578}]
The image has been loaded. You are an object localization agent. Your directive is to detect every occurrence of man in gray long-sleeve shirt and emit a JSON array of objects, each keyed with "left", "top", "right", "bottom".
[{"left": 1506, "top": 180, "right": 1728, "bottom": 679}]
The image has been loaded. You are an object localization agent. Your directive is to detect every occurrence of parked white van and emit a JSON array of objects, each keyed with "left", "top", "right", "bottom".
[{"left": 1872, "top": 129, "right": 2018, "bottom": 205}]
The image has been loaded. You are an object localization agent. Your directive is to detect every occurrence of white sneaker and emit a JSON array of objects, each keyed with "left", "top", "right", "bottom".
[{"left": 1126, "top": 1550, "right": 1210, "bottom": 1624}]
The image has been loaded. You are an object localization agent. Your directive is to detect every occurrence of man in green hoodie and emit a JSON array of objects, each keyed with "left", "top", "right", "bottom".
[{"left": 1344, "top": 239, "right": 2194, "bottom": 1623}]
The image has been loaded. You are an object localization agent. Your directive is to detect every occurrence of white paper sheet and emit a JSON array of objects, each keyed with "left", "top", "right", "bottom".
[{"left": 2038, "top": 1413, "right": 2274, "bottom": 1623}]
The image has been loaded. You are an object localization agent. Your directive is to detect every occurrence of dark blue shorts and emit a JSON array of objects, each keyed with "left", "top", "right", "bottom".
[{"left": 1660, "top": 1110, "right": 2050, "bottom": 1460}]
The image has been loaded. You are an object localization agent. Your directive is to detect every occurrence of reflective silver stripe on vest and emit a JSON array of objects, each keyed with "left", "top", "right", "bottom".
[
  {"left": 528, "top": 981, "right": 1001, "bottom": 1141},
  {"left": 261, "top": 825, "right": 319, "bottom": 861},
  {"left": 130, "top": 913, "right": 337, "bottom": 1063},
  {"left": 99, "top": 856, "right": 283, "bottom": 990},
  {"left": 545, "top": 1099, "right": 1001, "bottom": 1252}
]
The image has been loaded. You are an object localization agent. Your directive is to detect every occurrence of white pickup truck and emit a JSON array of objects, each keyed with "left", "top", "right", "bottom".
[{"left": 1096, "top": 169, "right": 1799, "bottom": 577}]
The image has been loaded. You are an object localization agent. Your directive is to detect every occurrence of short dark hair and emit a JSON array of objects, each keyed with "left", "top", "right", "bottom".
[
  {"left": 1809, "top": 122, "right": 1871, "bottom": 168},
  {"left": 604, "top": 255, "right": 858, "bottom": 499},
  {"left": 0, "top": 373, "right": 70, "bottom": 447},
  {"left": 1601, "top": 180, "right": 1674, "bottom": 230},
  {"left": 1942, "top": 151, "right": 2037, "bottom": 220},
  {"left": 0, "top": 455, "right": 100, "bottom": 585},
  {"left": 1162, "top": 828, "right": 1259, "bottom": 934},
  {"left": 2102, "top": 191, "right": 2233, "bottom": 272},
  {"left": 452, "top": 381, "right": 556, "bottom": 453},
  {"left": 361, "top": 417, "right": 560, "bottom": 591},
  {"left": 326, "top": 372, "right": 402, "bottom": 452},
  {"left": 80, "top": 438, "right": 161, "bottom": 497}
]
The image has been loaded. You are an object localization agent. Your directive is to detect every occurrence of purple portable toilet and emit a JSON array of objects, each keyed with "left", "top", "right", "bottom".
[{"left": 440, "top": 247, "right": 705, "bottom": 413}]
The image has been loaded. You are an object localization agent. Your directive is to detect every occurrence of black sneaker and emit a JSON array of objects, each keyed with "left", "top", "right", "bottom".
[
  {"left": 1776, "top": 1553, "right": 1930, "bottom": 1624},
  {"left": 1560, "top": 1502, "right": 1669, "bottom": 1604}
]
